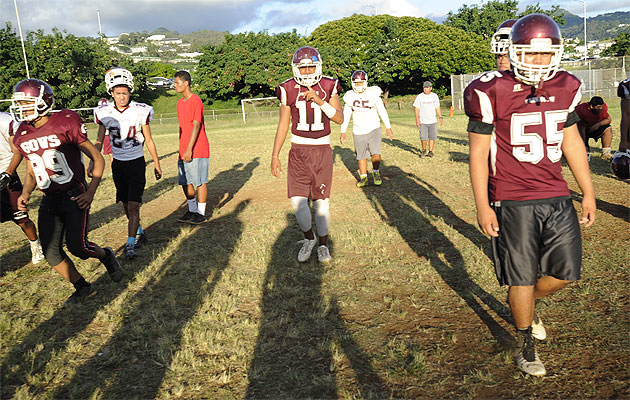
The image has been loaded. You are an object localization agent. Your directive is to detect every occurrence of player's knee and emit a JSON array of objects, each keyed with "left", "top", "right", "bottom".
[{"left": 44, "top": 246, "right": 65, "bottom": 266}]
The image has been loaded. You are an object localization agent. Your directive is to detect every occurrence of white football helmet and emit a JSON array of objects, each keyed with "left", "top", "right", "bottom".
[
  {"left": 105, "top": 67, "right": 134, "bottom": 93},
  {"left": 351, "top": 70, "right": 368, "bottom": 93},
  {"left": 491, "top": 19, "right": 517, "bottom": 55},
  {"left": 508, "top": 14, "right": 563, "bottom": 87},
  {"left": 292, "top": 46, "right": 323, "bottom": 87}
]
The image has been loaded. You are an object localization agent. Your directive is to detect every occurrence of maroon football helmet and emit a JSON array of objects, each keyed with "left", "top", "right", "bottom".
[
  {"left": 508, "top": 14, "right": 563, "bottom": 87},
  {"left": 10, "top": 79, "right": 55, "bottom": 122},
  {"left": 491, "top": 19, "right": 517, "bottom": 55},
  {"left": 611, "top": 151, "right": 630, "bottom": 179},
  {"left": 351, "top": 70, "right": 368, "bottom": 93},
  {"left": 292, "top": 46, "right": 323, "bottom": 87}
]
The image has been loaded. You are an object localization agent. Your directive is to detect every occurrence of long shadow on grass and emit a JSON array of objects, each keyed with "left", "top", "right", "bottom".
[
  {"left": 1, "top": 160, "right": 258, "bottom": 398},
  {"left": 334, "top": 146, "right": 514, "bottom": 350},
  {"left": 246, "top": 215, "right": 387, "bottom": 399},
  {"left": 570, "top": 190, "right": 629, "bottom": 221},
  {"left": 52, "top": 200, "right": 250, "bottom": 399}
]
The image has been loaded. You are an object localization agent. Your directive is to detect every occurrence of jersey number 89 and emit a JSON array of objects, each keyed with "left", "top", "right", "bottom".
[{"left": 28, "top": 150, "right": 74, "bottom": 190}]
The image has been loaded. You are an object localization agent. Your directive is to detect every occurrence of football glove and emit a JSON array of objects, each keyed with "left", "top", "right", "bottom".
[{"left": 0, "top": 172, "right": 10, "bottom": 191}]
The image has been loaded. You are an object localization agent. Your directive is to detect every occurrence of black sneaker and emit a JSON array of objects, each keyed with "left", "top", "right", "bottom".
[
  {"left": 134, "top": 232, "right": 148, "bottom": 249},
  {"left": 427, "top": 151, "right": 434, "bottom": 157},
  {"left": 102, "top": 246, "right": 123, "bottom": 282},
  {"left": 177, "top": 211, "right": 196, "bottom": 222},
  {"left": 419, "top": 149, "right": 426, "bottom": 157},
  {"left": 63, "top": 284, "right": 96, "bottom": 307},
  {"left": 186, "top": 213, "right": 206, "bottom": 225}
]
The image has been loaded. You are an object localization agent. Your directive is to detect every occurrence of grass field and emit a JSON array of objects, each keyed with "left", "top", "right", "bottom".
[{"left": 1, "top": 102, "right": 628, "bottom": 399}]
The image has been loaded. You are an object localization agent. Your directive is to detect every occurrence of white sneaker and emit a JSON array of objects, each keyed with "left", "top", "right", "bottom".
[
  {"left": 31, "top": 241, "right": 45, "bottom": 264},
  {"left": 297, "top": 239, "right": 317, "bottom": 262},
  {"left": 514, "top": 329, "right": 546, "bottom": 377},
  {"left": 531, "top": 313, "right": 546, "bottom": 340},
  {"left": 317, "top": 245, "right": 331, "bottom": 264}
]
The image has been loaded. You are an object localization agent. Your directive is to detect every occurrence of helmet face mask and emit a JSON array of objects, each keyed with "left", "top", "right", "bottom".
[
  {"left": 351, "top": 70, "right": 368, "bottom": 93},
  {"left": 10, "top": 79, "right": 55, "bottom": 122},
  {"left": 292, "top": 47, "right": 323, "bottom": 87},
  {"left": 507, "top": 14, "right": 563, "bottom": 87},
  {"left": 105, "top": 67, "right": 134, "bottom": 94}
]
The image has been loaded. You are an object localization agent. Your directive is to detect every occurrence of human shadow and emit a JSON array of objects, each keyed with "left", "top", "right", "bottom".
[
  {"left": 52, "top": 200, "right": 250, "bottom": 399},
  {"left": 1, "top": 161, "right": 258, "bottom": 398},
  {"left": 335, "top": 146, "right": 514, "bottom": 350},
  {"left": 206, "top": 158, "right": 260, "bottom": 211},
  {"left": 570, "top": 190, "right": 629, "bottom": 222},
  {"left": 385, "top": 138, "right": 423, "bottom": 157},
  {"left": 448, "top": 151, "right": 469, "bottom": 164},
  {"left": 246, "top": 215, "right": 387, "bottom": 399}
]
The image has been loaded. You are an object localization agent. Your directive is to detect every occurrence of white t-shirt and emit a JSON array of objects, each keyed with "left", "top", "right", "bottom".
[
  {"left": 341, "top": 86, "right": 391, "bottom": 135},
  {"left": 94, "top": 101, "right": 153, "bottom": 161},
  {"left": 413, "top": 92, "right": 440, "bottom": 124},
  {"left": 0, "top": 112, "right": 17, "bottom": 172}
]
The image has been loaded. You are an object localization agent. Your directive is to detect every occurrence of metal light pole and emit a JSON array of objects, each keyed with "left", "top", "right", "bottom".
[
  {"left": 13, "top": 0, "right": 30, "bottom": 79},
  {"left": 97, "top": 9, "right": 103, "bottom": 37},
  {"left": 574, "top": 0, "right": 591, "bottom": 94}
]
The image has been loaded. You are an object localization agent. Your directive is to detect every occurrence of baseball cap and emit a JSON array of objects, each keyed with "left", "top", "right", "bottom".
[{"left": 423, "top": 81, "right": 432, "bottom": 88}]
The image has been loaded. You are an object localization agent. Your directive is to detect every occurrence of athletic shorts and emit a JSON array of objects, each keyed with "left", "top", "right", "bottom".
[
  {"left": 354, "top": 128, "right": 382, "bottom": 160},
  {"left": 103, "top": 134, "right": 112, "bottom": 155},
  {"left": 419, "top": 123, "right": 438, "bottom": 141},
  {"left": 38, "top": 183, "right": 99, "bottom": 266},
  {"left": 0, "top": 173, "right": 30, "bottom": 224},
  {"left": 287, "top": 144, "right": 333, "bottom": 200},
  {"left": 178, "top": 158, "right": 209, "bottom": 187},
  {"left": 491, "top": 196, "right": 582, "bottom": 286},
  {"left": 112, "top": 157, "right": 146, "bottom": 203},
  {"left": 586, "top": 124, "right": 611, "bottom": 141}
]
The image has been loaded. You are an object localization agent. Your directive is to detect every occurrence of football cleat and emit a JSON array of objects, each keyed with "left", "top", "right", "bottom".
[
  {"left": 30, "top": 241, "right": 45, "bottom": 264},
  {"left": 317, "top": 245, "right": 332, "bottom": 264},
  {"left": 186, "top": 213, "right": 206, "bottom": 225},
  {"left": 372, "top": 170, "right": 382, "bottom": 186},
  {"left": 177, "top": 211, "right": 196, "bottom": 223},
  {"left": 102, "top": 247, "right": 123, "bottom": 282},
  {"left": 297, "top": 238, "right": 317, "bottom": 262},
  {"left": 124, "top": 243, "right": 136, "bottom": 260},
  {"left": 356, "top": 176, "right": 368, "bottom": 188},
  {"left": 63, "top": 284, "right": 96, "bottom": 307}
]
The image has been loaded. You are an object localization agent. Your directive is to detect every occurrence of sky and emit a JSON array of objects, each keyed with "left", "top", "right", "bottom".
[{"left": 2, "top": 0, "right": 630, "bottom": 38}]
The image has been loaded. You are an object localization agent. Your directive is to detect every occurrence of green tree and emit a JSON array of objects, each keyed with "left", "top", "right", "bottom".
[
  {"left": 602, "top": 30, "right": 630, "bottom": 57},
  {"left": 444, "top": 0, "right": 564, "bottom": 39},
  {"left": 310, "top": 15, "right": 494, "bottom": 95},
  {"left": 196, "top": 31, "right": 305, "bottom": 103}
]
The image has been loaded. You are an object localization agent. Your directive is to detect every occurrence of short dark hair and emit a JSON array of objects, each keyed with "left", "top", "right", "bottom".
[
  {"left": 175, "top": 70, "right": 191, "bottom": 84},
  {"left": 589, "top": 96, "right": 604, "bottom": 106}
]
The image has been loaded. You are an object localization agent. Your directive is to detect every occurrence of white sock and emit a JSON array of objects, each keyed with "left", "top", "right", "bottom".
[
  {"left": 29, "top": 239, "right": 40, "bottom": 247},
  {"left": 187, "top": 199, "right": 198, "bottom": 213},
  {"left": 360, "top": 174, "right": 367, "bottom": 178},
  {"left": 198, "top": 202, "right": 206, "bottom": 216},
  {"left": 603, "top": 147, "right": 611, "bottom": 154}
]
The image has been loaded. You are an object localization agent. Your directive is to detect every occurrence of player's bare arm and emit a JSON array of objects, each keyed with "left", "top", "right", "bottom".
[
  {"left": 386, "top": 128, "right": 394, "bottom": 141},
  {"left": 5, "top": 138, "right": 24, "bottom": 175},
  {"left": 271, "top": 104, "right": 291, "bottom": 177},
  {"left": 142, "top": 124, "right": 162, "bottom": 179},
  {"left": 561, "top": 124, "right": 596, "bottom": 227},
  {"left": 73, "top": 140, "right": 105, "bottom": 210},
  {"left": 88, "top": 124, "right": 107, "bottom": 177},
  {"left": 183, "top": 120, "right": 202, "bottom": 162},
  {"left": 415, "top": 108, "right": 421, "bottom": 127},
  {"left": 468, "top": 132, "right": 500, "bottom": 237},
  {"left": 17, "top": 162, "right": 36, "bottom": 212}
]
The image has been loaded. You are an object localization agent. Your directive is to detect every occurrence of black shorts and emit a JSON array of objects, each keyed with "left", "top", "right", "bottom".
[
  {"left": 112, "top": 157, "right": 146, "bottom": 203},
  {"left": 38, "top": 183, "right": 99, "bottom": 266},
  {"left": 586, "top": 124, "right": 611, "bottom": 141},
  {"left": 1, "top": 173, "right": 30, "bottom": 224},
  {"left": 491, "top": 196, "right": 582, "bottom": 286}
]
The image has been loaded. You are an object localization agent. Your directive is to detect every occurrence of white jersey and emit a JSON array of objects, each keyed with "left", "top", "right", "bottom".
[
  {"left": 413, "top": 92, "right": 440, "bottom": 124},
  {"left": 0, "top": 112, "right": 17, "bottom": 172},
  {"left": 341, "top": 86, "right": 391, "bottom": 135},
  {"left": 94, "top": 101, "right": 153, "bottom": 161}
]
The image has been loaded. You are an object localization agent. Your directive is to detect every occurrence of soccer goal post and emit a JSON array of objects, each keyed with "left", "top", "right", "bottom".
[{"left": 240, "top": 97, "right": 279, "bottom": 124}]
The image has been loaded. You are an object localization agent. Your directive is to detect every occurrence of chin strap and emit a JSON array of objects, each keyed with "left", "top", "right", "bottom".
[{"left": 534, "top": 79, "right": 550, "bottom": 100}]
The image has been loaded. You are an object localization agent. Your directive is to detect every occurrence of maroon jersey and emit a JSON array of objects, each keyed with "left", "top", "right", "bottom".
[
  {"left": 13, "top": 109, "right": 89, "bottom": 194},
  {"left": 276, "top": 76, "right": 341, "bottom": 139},
  {"left": 464, "top": 70, "right": 582, "bottom": 202}
]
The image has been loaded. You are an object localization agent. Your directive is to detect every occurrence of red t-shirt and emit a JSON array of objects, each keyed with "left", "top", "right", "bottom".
[
  {"left": 575, "top": 102, "right": 609, "bottom": 128},
  {"left": 176, "top": 94, "right": 209, "bottom": 159}
]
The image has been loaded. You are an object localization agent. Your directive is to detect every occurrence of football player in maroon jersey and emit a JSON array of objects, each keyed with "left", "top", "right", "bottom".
[
  {"left": 465, "top": 14, "right": 595, "bottom": 377},
  {"left": 270, "top": 46, "right": 343, "bottom": 264},
  {"left": 10, "top": 79, "right": 123, "bottom": 306}
]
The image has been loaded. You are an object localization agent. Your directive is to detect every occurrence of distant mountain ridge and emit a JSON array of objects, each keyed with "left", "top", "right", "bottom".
[{"left": 558, "top": 9, "right": 630, "bottom": 41}]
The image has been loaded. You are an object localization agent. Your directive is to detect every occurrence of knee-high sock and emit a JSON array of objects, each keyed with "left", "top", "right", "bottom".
[
  {"left": 290, "top": 196, "right": 312, "bottom": 233},
  {"left": 314, "top": 198, "right": 330, "bottom": 236}
]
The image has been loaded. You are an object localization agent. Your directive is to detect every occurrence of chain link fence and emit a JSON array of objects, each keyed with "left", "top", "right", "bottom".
[{"left": 450, "top": 55, "right": 630, "bottom": 110}]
